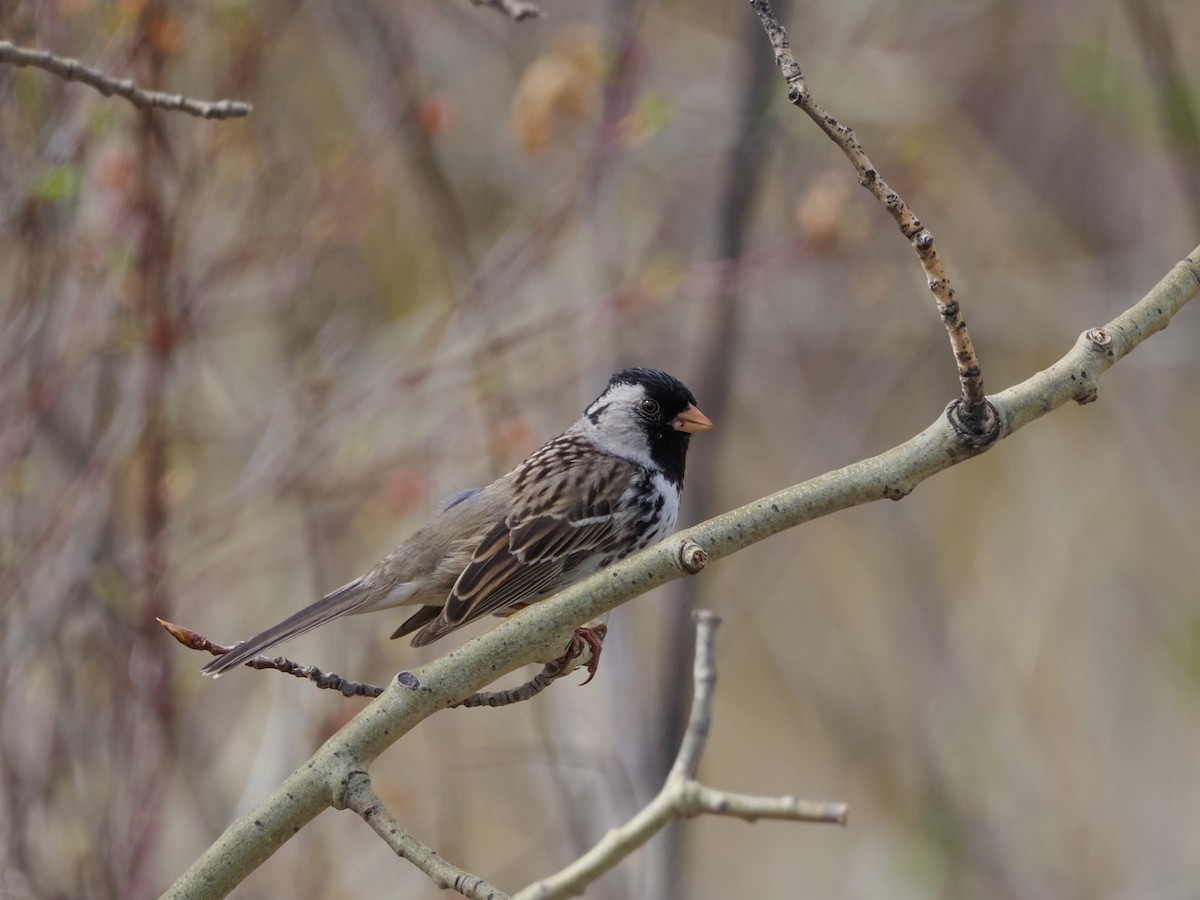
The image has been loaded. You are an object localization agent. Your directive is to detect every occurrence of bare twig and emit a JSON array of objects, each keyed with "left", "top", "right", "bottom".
[
  {"left": 158, "top": 620, "right": 386, "bottom": 697},
  {"left": 454, "top": 664, "right": 561, "bottom": 707},
  {"left": 0, "top": 40, "right": 252, "bottom": 120},
  {"left": 672, "top": 610, "right": 720, "bottom": 780},
  {"left": 466, "top": 0, "right": 544, "bottom": 22},
  {"left": 339, "top": 771, "right": 506, "bottom": 900},
  {"left": 512, "top": 611, "right": 846, "bottom": 900},
  {"left": 745, "top": 0, "right": 993, "bottom": 436},
  {"left": 159, "top": 618, "right": 586, "bottom": 705}
]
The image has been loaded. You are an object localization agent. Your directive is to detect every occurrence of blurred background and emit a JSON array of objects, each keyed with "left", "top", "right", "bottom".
[{"left": 2, "top": 0, "right": 1199, "bottom": 897}]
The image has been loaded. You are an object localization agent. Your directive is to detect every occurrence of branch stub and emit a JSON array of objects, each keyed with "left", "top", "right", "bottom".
[
  {"left": 679, "top": 541, "right": 709, "bottom": 574},
  {"left": 1085, "top": 327, "right": 1114, "bottom": 351}
]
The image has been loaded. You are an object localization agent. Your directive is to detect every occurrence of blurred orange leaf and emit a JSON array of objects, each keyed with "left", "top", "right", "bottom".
[
  {"left": 491, "top": 415, "right": 537, "bottom": 462},
  {"left": 116, "top": 0, "right": 147, "bottom": 21},
  {"left": 146, "top": 10, "right": 184, "bottom": 55},
  {"left": 96, "top": 146, "right": 133, "bottom": 191},
  {"left": 511, "top": 28, "right": 605, "bottom": 156},
  {"left": 795, "top": 169, "right": 866, "bottom": 252},
  {"left": 384, "top": 467, "right": 427, "bottom": 513},
  {"left": 416, "top": 94, "right": 458, "bottom": 137}
]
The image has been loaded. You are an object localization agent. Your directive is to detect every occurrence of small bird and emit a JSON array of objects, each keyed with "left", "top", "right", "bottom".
[{"left": 202, "top": 368, "right": 712, "bottom": 678}]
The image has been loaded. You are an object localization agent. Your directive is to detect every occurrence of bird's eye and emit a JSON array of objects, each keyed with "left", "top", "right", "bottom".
[{"left": 638, "top": 398, "right": 660, "bottom": 417}]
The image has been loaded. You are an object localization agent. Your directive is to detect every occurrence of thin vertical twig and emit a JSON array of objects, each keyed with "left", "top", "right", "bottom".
[
  {"left": 1121, "top": 0, "right": 1200, "bottom": 234},
  {"left": 326, "top": 2, "right": 477, "bottom": 283},
  {"left": 746, "top": 0, "right": 995, "bottom": 437},
  {"left": 123, "top": 7, "right": 181, "bottom": 892}
]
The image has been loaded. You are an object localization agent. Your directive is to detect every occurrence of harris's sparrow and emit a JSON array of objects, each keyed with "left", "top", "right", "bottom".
[{"left": 201, "top": 368, "right": 712, "bottom": 677}]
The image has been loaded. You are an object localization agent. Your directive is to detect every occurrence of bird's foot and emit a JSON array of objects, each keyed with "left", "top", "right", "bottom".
[{"left": 549, "top": 623, "right": 607, "bottom": 685}]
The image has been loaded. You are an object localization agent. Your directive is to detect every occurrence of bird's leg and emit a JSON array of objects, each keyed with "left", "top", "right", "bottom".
[{"left": 549, "top": 623, "right": 607, "bottom": 685}]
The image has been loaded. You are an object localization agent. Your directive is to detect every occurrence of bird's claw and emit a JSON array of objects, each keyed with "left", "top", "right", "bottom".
[{"left": 549, "top": 623, "right": 607, "bottom": 685}]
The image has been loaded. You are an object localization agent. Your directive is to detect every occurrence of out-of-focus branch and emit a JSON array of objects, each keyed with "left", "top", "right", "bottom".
[
  {"left": 745, "top": 0, "right": 993, "bottom": 436},
  {"left": 1121, "top": 0, "right": 1200, "bottom": 233},
  {"left": 123, "top": 16, "right": 183, "bottom": 891},
  {"left": 512, "top": 611, "right": 845, "bottom": 900},
  {"left": 340, "top": 771, "right": 504, "bottom": 899},
  {"left": 655, "top": 9, "right": 782, "bottom": 893},
  {"left": 0, "top": 40, "right": 252, "bottom": 119},
  {"left": 466, "top": 0, "right": 544, "bottom": 22},
  {"left": 325, "top": 3, "right": 477, "bottom": 283},
  {"left": 163, "top": 247, "right": 1199, "bottom": 898}
]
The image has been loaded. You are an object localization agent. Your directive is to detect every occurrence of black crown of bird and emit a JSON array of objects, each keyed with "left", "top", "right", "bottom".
[{"left": 201, "top": 368, "right": 712, "bottom": 679}]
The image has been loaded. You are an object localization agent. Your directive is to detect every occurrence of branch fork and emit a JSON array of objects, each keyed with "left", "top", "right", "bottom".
[
  {"left": 511, "top": 612, "right": 846, "bottom": 900},
  {"left": 335, "top": 612, "right": 845, "bottom": 900}
]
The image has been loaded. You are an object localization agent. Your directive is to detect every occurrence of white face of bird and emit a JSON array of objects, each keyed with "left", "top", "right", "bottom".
[{"left": 579, "top": 381, "right": 662, "bottom": 469}]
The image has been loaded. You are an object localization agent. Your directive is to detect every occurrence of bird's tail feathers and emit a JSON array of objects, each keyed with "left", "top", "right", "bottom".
[
  {"left": 200, "top": 579, "right": 369, "bottom": 677},
  {"left": 390, "top": 604, "right": 441, "bottom": 641}
]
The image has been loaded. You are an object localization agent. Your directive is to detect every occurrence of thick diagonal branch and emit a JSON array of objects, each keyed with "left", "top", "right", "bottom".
[{"left": 164, "top": 246, "right": 1199, "bottom": 899}]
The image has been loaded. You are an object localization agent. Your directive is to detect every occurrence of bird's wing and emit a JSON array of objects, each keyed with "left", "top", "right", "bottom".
[
  {"left": 440, "top": 486, "right": 482, "bottom": 511},
  {"left": 421, "top": 456, "right": 635, "bottom": 640}
]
